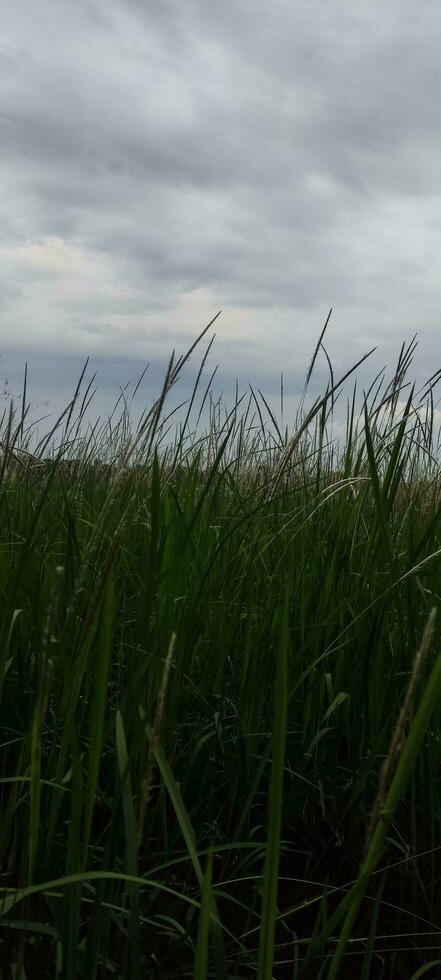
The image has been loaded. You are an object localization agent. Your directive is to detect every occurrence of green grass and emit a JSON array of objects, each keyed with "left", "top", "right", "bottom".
[{"left": 2, "top": 326, "right": 441, "bottom": 977}]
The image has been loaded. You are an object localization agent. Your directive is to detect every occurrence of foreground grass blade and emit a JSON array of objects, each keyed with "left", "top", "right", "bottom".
[
  {"left": 153, "top": 738, "right": 227, "bottom": 979},
  {"left": 326, "top": 611, "right": 441, "bottom": 980},
  {"left": 409, "top": 960, "right": 441, "bottom": 979}
]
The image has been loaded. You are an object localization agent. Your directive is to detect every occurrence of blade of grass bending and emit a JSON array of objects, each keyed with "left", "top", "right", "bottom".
[
  {"left": 153, "top": 736, "right": 200, "bottom": 886},
  {"left": 193, "top": 850, "right": 213, "bottom": 980},
  {"left": 409, "top": 961, "right": 441, "bottom": 979},
  {"left": 34, "top": 358, "right": 89, "bottom": 458},
  {"left": 300, "top": 308, "right": 333, "bottom": 416},
  {"left": 267, "top": 346, "right": 376, "bottom": 500},
  {"left": 326, "top": 609, "right": 441, "bottom": 980},
  {"left": 381, "top": 387, "right": 414, "bottom": 505},
  {"left": 0, "top": 872, "right": 202, "bottom": 920},
  {"left": 170, "top": 311, "right": 221, "bottom": 384},
  {"left": 1, "top": 608, "right": 22, "bottom": 689},
  {"left": 172, "top": 333, "right": 216, "bottom": 469},
  {"left": 186, "top": 417, "right": 236, "bottom": 538},
  {"left": 257, "top": 588, "right": 289, "bottom": 980},
  {"left": 153, "top": 738, "right": 227, "bottom": 980}
]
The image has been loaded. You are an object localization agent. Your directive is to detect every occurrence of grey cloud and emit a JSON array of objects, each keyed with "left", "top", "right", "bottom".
[{"left": 1, "top": 0, "right": 441, "bottom": 417}]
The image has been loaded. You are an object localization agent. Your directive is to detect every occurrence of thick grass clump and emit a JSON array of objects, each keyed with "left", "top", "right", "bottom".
[{"left": 2, "top": 324, "right": 441, "bottom": 978}]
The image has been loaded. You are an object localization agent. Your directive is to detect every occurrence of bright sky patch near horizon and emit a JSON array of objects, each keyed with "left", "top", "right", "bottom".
[{"left": 1, "top": 1, "right": 441, "bottom": 419}]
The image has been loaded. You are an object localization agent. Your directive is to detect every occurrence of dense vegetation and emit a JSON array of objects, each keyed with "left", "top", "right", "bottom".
[{"left": 2, "top": 326, "right": 441, "bottom": 978}]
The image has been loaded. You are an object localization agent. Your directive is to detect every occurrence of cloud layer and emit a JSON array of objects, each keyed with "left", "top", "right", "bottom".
[{"left": 2, "top": 0, "right": 441, "bottom": 411}]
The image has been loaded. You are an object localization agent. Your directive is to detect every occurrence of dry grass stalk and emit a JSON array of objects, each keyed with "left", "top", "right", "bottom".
[{"left": 365, "top": 606, "right": 437, "bottom": 852}]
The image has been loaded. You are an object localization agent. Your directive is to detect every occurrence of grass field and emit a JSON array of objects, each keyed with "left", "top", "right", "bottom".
[{"left": 2, "top": 326, "right": 441, "bottom": 978}]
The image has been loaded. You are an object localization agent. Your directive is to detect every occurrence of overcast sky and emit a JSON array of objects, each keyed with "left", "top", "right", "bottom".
[{"left": 1, "top": 0, "right": 441, "bottom": 423}]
